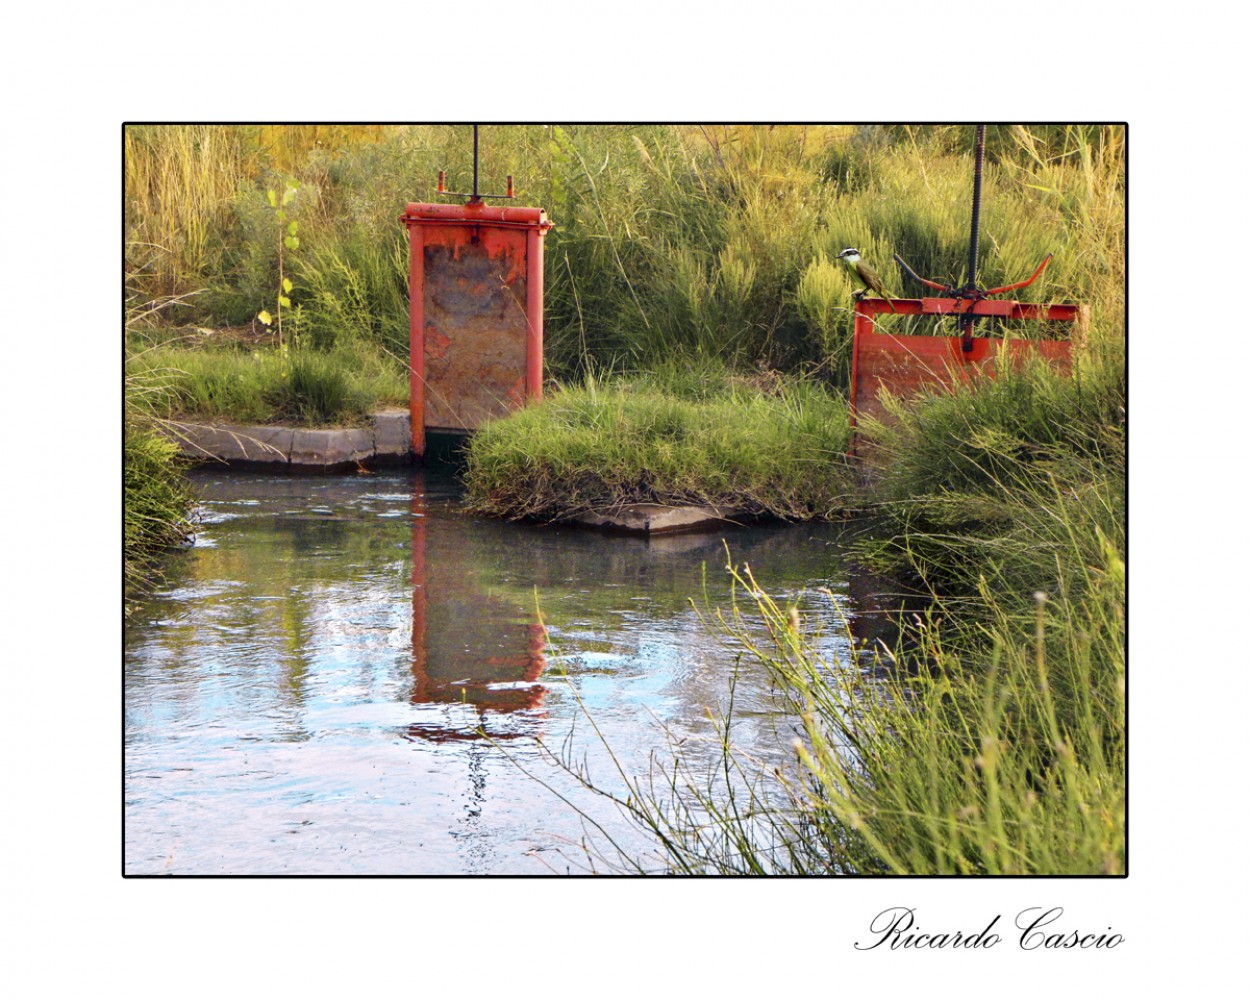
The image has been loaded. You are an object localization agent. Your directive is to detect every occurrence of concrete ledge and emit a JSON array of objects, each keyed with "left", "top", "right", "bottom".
[
  {"left": 571, "top": 503, "right": 748, "bottom": 536},
  {"left": 164, "top": 411, "right": 412, "bottom": 471},
  {"left": 373, "top": 410, "right": 413, "bottom": 460},
  {"left": 290, "top": 427, "right": 375, "bottom": 470},
  {"left": 169, "top": 423, "right": 294, "bottom": 464}
]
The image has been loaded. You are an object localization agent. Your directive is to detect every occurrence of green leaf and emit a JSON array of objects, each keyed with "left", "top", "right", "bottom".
[
  {"left": 267, "top": 190, "right": 277, "bottom": 208},
  {"left": 284, "top": 235, "right": 300, "bottom": 251},
  {"left": 276, "top": 209, "right": 287, "bottom": 223},
  {"left": 282, "top": 277, "right": 293, "bottom": 293},
  {"left": 258, "top": 310, "right": 273, "bottom": 325},
  {"left": 287, "top": 220, "right": 299, "bottom": 235},
  {"left": 281, "top": 185, "right": 298, "bottom": 206},
  {"left": 278, "top": 295, "right": 291, "bottom": 308}
]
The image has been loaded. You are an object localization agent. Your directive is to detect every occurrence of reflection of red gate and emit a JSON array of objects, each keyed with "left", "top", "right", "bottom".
[
  {"left": 409, "top": 487, "right": 547, "bottom": 724},
  {"left": 849, "top": 296, "right": 1088, "bottom": 447},
  {"left": 401, "top": 202, "right": 554, "bottom": 458}
]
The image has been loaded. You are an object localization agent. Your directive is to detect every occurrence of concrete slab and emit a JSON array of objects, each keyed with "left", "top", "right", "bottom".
[
  {"left": 289, "top": 427, "right": 374, "bottom": 470},
  {"left": 573, "top": 503, "right": 748, "bottom": 536},
  {"left": 168, "top": 423, "right": 292, "bottom": 465},
  {"left": 372, "top": 410, "right": 413, "bottom": 462},
  {"left": 165, "top": 418, "right": 400, "bottom": 470}
]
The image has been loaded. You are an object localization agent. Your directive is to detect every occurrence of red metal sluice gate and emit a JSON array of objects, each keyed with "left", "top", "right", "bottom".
[
  {"left": 849, "top": 292, "right": 1089, "bottom": 442},
  {"left": 400, "top": 201, "right": 554, "bottom": 458}
]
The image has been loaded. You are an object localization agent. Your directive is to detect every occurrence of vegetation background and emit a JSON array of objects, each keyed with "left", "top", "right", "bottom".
[{"left": 125, "top": 123, "right": 1122, "bottom": 383}]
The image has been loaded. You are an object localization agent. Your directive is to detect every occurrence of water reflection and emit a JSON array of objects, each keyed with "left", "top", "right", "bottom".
[
  {"left": 124, "top": 466, "right": 884, "bottom": 874},
  {"left": 408, "top": 481, "right": 548, "bottom": 738}
]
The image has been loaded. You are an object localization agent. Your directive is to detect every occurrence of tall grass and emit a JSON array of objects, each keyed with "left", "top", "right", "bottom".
[
  {"left": 295, "top": 234, "right": 411, "bottom": 354},
  {"left": 125, "top": 124, "right": 1122, "bottom": 390},
  {"left": 125, "top": 125, "right": 262, "bottom": 301},
  {"left": 856, "top": 347, "right": 1125, "bottom": 607},
  {"left": 530, "top": 495, "right": 1124, "bottom": 875}
]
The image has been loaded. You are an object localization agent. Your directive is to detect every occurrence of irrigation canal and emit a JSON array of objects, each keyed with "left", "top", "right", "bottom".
[{"left": 124, "top": 466, "right": 892, "bottom": 875}]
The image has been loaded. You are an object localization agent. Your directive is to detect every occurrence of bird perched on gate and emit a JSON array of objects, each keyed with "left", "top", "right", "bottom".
[{"left": 835, "top": 247, "right": 897, "bottom": 312}]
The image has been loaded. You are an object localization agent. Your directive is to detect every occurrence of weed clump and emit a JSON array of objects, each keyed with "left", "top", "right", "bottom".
[
  {"left": 124, "top": 336, "right": 197, "bottom": 612},
  {"left": 464, "top": 370, "right": 857, "bottom": 521}
]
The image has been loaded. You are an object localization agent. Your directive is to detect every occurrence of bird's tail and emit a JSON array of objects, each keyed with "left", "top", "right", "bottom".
[{"left": 883, "top": 290, "right": 897, "bottom": 313}]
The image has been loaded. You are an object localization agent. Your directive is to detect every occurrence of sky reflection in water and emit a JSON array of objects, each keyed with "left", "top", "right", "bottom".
[{"left": 124, "top": 466, "right": 877, "bottom": 875}]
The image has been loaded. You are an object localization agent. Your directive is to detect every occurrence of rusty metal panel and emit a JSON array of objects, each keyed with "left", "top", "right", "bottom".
[
  {"left": 852, "top": 327, "right": 1073, "bottom": 427},
  {"left": 421, "top": 236, "right": 530, "bottom": 432},
  {"left": 847, "top": 296, "right": 1084, "bottom": 441}
]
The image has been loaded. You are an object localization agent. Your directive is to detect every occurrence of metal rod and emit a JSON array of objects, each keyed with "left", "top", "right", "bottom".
[
  {"left": 962, "top": 124, "right": 987, "bottom": 351},
  {"left": 436, "top": 126, "right": 516, "bottom": 202},
  {"left": 472, "top": 125, "right": 480, "bottom": 200},
  {"left": 896, "top": 251, "right": 1054, "bottom": 297},
  {"left": 968, "top": 124, "right": 985, "bottom": 291},
  {"left": 894, "top": 252, "right": 953, "bottom": 293},
  {"left": 983, "top": 253, "right": 1053, "bottom": 296}
]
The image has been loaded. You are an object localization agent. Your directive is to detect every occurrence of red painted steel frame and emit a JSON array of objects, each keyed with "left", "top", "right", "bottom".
[
  {"left": 401, "top": 202, "right": 554, "bottom": 458},
  {"left": 849, "top": 296, "right": 1088, "bottom": 443}
]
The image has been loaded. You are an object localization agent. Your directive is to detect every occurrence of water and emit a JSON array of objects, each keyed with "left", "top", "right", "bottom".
[{"left": 124, "top": 466, "right": 878, "bottom": 875}]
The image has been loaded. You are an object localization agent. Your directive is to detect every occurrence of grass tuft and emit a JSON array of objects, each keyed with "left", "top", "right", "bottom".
[
  {"left": 464, "top": 370, "right": 857, "bottom": 521},
  {"left": 125, "top": 339, "right": 407, "bottom": 428}
]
